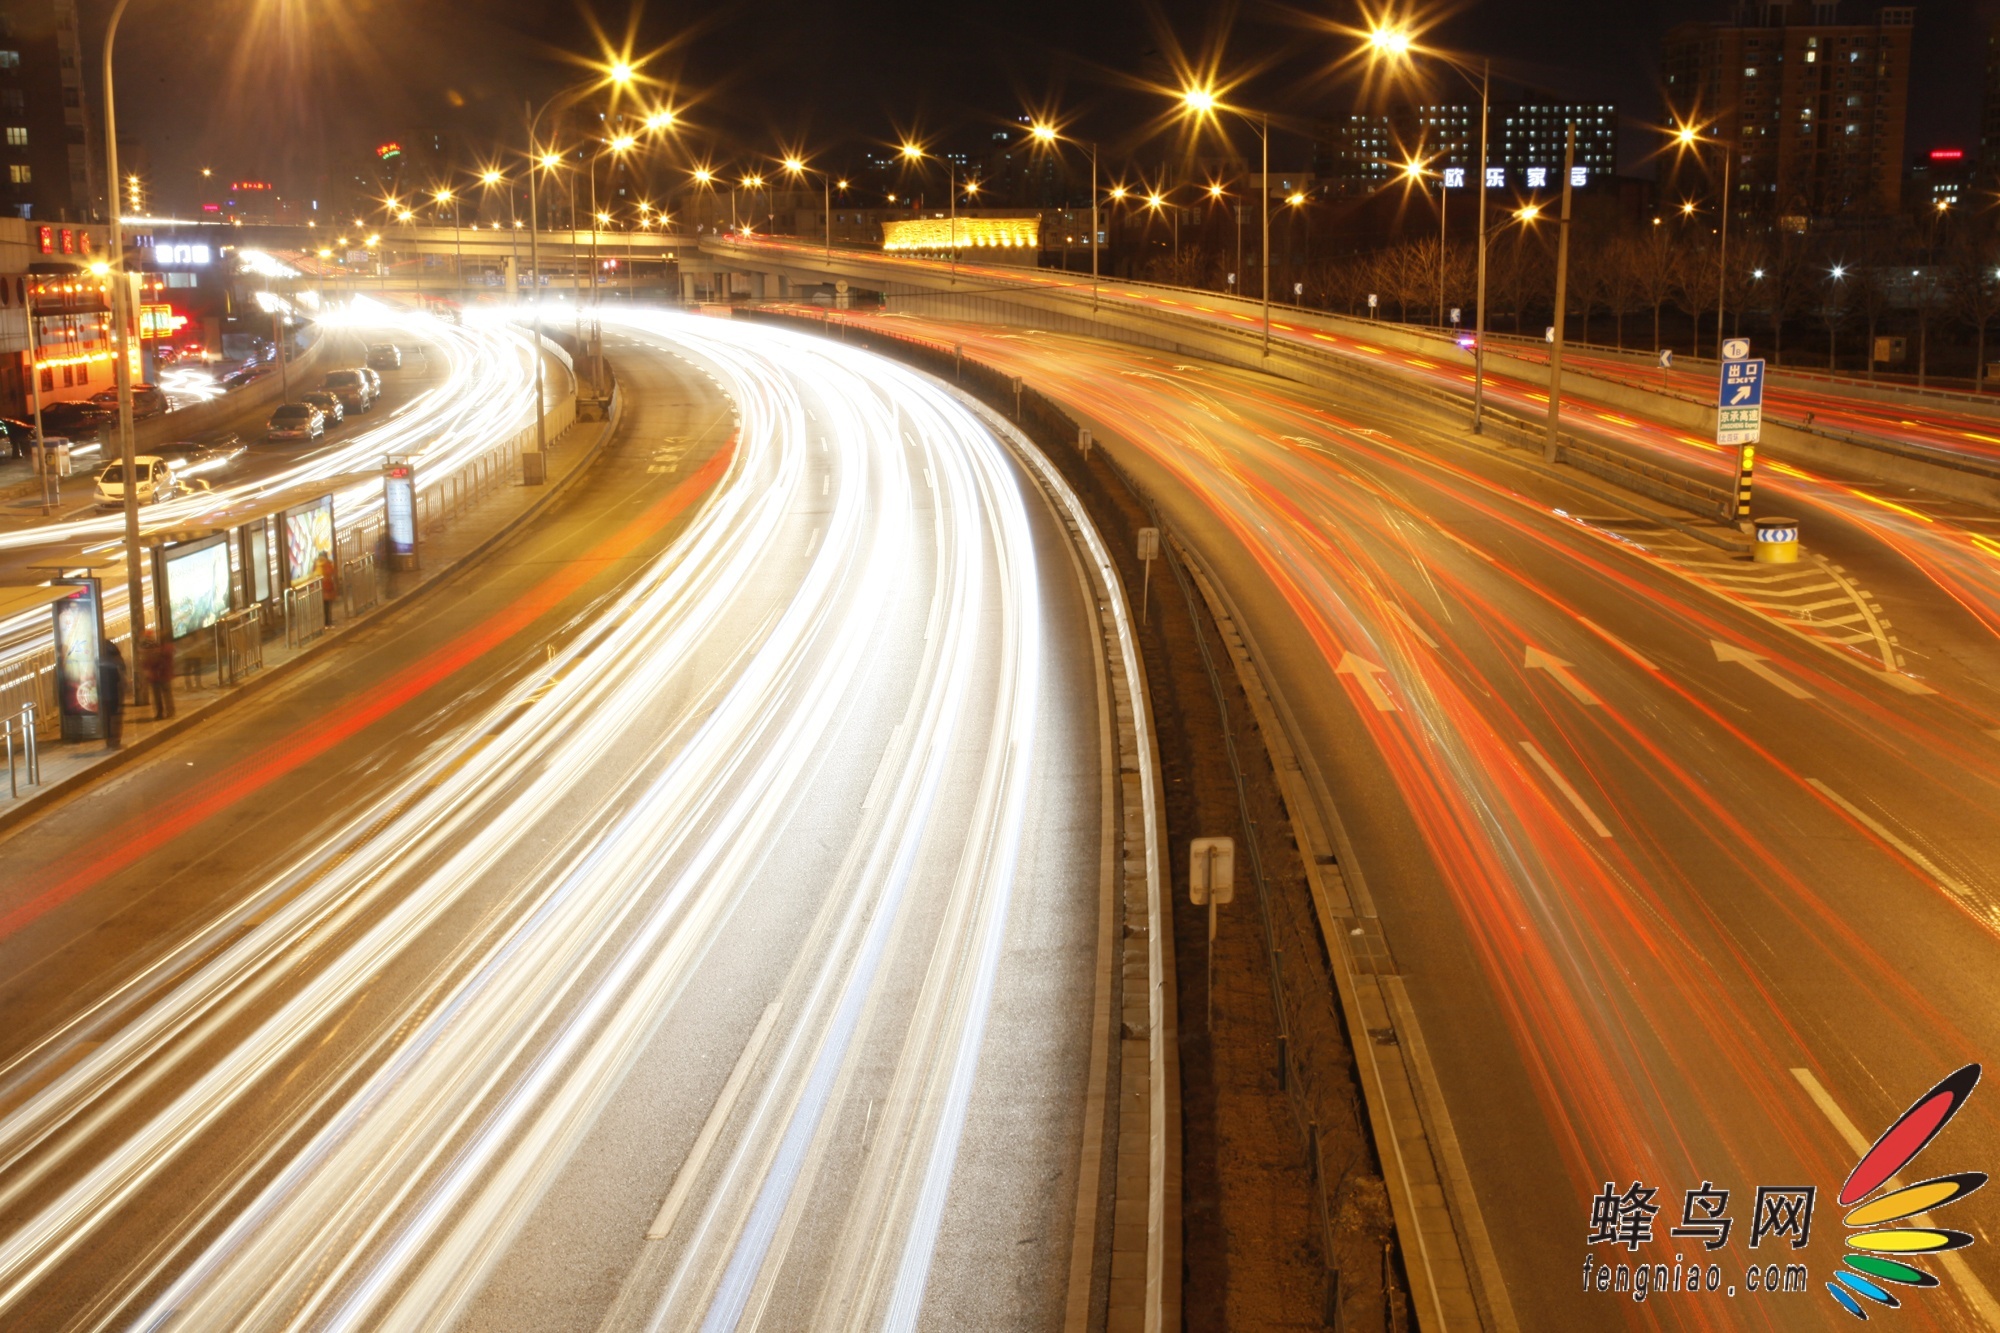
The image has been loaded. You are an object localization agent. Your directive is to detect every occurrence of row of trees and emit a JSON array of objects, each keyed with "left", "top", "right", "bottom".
[{"left": 1139, "top": 220, "right": 2000, "bottom": 383}]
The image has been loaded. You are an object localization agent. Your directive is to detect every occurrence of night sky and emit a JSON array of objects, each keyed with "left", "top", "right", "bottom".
[{"left": 103, "top": 0, "right": 1999, "bottom": 213}]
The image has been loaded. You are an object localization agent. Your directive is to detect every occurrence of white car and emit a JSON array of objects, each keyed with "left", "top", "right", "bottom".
[{"left": 95, "top": 455, "right": 180, "bottom": 509}]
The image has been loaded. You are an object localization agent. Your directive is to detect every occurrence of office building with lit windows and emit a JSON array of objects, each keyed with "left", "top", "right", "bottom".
[
  {"left": 1661, "top": 1, "right": 1913, "bottom": 222},
  {"left": 1316, "top": 102, "right": 1617, "bottom": 197},
  {"left": 0, "top": 0, "right": 97, "bottom": 221}
]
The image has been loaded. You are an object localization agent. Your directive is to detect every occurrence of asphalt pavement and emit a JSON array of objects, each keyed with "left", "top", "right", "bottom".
[
  {"left": 0, "top": 313, "right": 1106, "bottom": 1331},
  {"left": 857, "top": 314, "right": 2000, "bottom": 1332}
]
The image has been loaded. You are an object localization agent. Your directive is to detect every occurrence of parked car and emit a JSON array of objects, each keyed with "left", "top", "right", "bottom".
[
  {"left": 221, "top": 364, "right": 272, "bottom": 391},
  {"left": 265, "top": 403, "right": 326, "bottom": 443},
  {"left": 38, "top": 401, "right": 103, "bottom": 439},
  {"left": 94, "top": 455, "right": 179, "bottom": 509},
  {"left": 157, "top": 433, "right": 247, "bottom": 479},
  {"left": 358, "top": 366, "right": 383, "bottom": 398},
  {"left": 87, "top": 384, "right": 168, "bottom": 420},
  {"left": 301, "top": 389, "right": 346, "bottom": 426},
  {"left": 322, "top": 368, "right": 376, "bottom": 413},
  {"left": 366, "top": 342, "right": 402, "bottom": 369}
]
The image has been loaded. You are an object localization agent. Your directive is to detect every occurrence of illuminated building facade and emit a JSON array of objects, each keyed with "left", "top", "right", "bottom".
[
  {"left": 1661, "top": 1, "right": 1913, "bottom": 222},
  {"left": 0, "top": 0, "right": 99, "bottom": 221}
]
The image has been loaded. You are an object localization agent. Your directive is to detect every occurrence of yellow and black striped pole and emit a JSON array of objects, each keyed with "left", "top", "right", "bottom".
[{"left": 1733, "top": 443, "right": 1756, "bottom": 525}]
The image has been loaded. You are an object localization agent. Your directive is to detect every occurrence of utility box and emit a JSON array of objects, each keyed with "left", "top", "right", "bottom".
[{"left": 1873, "top": 336, "right": 1907, "bottom": 365}]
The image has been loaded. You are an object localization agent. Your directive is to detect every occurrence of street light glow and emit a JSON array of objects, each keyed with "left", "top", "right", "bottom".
[
  {"left": 1181, "top": 86, "right": 1217, "bottom": 114},
  {"left": 1681, "top": 200, "right": 1697, "bottom": 216},
  {"left": 1110, "top": 186, "right": 1128, "bottom": 201},
  {"left": 1209, "top": 183, "right": 1226, "bottom": 198},
  {"left": 900, "top": 142, "right": 924, "bottom": 161},
  {"left": 1146, "top": 191, "right": 1165, "bottom": 209},
  {"left": 540, "top": 154, "right": 561, "bottom": 170},
  {"left": 608, "top": 61, "right": 634, "bottom": 84},
  {"left": 1831, "top": 264, "right": 1847, "bottom": 279},
  {"left": 693, "top": 167, "right": 714, "bottom": 184},
  {"left": 1369, "top": 26, "right": 1413, "bottom": 56},
  {"left": 1516, "top": 203, "right": 1542, "bottom": 221},
  {"left": 481, "top": 170, "right": 501, "bottom": 185},
  {"left": 1030, "top": 123, "right": 1058, "bottom": 143},
  {"left": 1287, "top": 191, "right": 1307, "bottom": 206},
  {"left": 645, "top": 111, "right": 674, "bottom": 131},
  {"left": 610, "top": 135, "right": 637, "bottom": 153}
]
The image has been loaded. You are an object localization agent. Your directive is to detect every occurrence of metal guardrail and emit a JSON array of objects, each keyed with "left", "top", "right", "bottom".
[
  {"left": 0, "top": 649, "right": 55, "bottom": 737},
  {"left": 3, "top": 703, "right": 39, "bottom": 797},
  {"left": 342, "top": 553, "right": 379, "bottom": 619},
  {"left": 283, "top": 584, "right": 324, "bottom": 649},
  {"left": 213, "top": 607, "right": 265, "bottom": 688}
]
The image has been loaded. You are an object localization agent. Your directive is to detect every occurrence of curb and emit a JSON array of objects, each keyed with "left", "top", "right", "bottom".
[{"left": 0, "top": 375, "right": 625, "bottom": 844}]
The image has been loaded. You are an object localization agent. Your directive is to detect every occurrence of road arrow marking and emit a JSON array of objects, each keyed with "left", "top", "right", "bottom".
[
  {"left": 1524, "top": 646, "right": 1600, "bottom": 706},
  {"left": 1389, "top": 604, "right": 1440, "bottom": 649},
  {"left": 1576, "top": 617, "right": 1658, "bottom": 671},
  {"left": 1337, "top": 652, "right": 1398, "bottom": 712},
  {"left": 1710, "top": 639, "right": 1813, "bottom": 699},
  {"left": 1519, "top": 741, "right": 1613, "bottom": 838}
]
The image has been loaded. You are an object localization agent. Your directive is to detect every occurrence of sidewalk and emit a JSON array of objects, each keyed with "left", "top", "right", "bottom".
[{"left": 0, "top": 397, "right": 620, "bottom": 830}]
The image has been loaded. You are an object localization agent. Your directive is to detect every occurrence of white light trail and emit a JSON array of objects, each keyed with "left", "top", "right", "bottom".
[{"left": 0, "top": 311, "right": 1056, "bottom": 1333}]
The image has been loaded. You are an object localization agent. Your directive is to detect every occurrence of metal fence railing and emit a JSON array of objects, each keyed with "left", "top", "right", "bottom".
[
  {"left": 2, "top": 703, "right": 40, "bottom": 797},
  {"left": 283, "top": 584, "right": 324, "bottom": 650}
]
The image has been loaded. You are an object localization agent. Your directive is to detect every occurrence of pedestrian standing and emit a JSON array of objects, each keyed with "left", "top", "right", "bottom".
[
  {"left": 316, "top": 552, "right": 339, "bottom": 628},
  {"left": 143, "top": 631, "right": 176, "bottom": 720},
  {"left": 99, "top": 638, "right": 127, "bottom": 750}
]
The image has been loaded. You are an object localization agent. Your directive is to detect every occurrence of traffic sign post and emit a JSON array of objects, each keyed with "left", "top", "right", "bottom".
[
  {"left": 1190, "top": 837, "right": 1235, "bottom": 1034},
  {"left": 1718, "top": 356, "right": 1766, "bottom": 524}
]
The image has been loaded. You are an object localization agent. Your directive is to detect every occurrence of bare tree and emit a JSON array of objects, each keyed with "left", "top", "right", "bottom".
[
  {"left": 1600, "top": 235, "right": 1643, "bottom": 350},
  {"left": 1948, "top": 231, "right": 2000, "bottom": 389},
  {"left": 1758, "top": 230, "right": 1818, "bottom": 366},
  {"left": 1629, "top": 226, "right": 1682, "bottom": 352},
  {"left": 1677, "top": 237, "right": 1719, "bottom": 359},
  {"left": 1847, "top": 239, "right": 1896, "bottom": 381}
]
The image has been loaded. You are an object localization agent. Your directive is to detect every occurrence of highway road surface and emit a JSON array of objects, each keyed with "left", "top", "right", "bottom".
[
  {"left": 849, "top": 311, "right": 2000, "bottom": 1331},
  {"left": 0, "top": 312, "right": 1108, "bottom": 1331}
]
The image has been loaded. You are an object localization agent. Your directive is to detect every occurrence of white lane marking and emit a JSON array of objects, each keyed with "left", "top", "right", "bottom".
[
  {"left": 1518, "top": 741, "right": 1613, "bottom": 838},
  {"left": 1805, "top": 779, "right": 1978, "bottom": 906},
  {"left": 1523, "top": 645, "right": 1601, "bottom": 707},
  {"left": 821, "top": 474, "right": 829, "bottom": 496},
  {"left": 1576, "top": 617, "right": 1658, "bottom": 671},
  {"left": 806, "top": 527, "right": 821, "bottom": 558},
  {"left": 1388, "top": 603, "right": 1440, "bottom": 649},
  {"left": 1790, "top": 1067, "right": 2000, "bottom": 1327},
  {"left": 1336, "top": 651, "right": 1398, "bottom": 712},
  {"left": 648, "top": 1003, "right": 783, "bottom": 1241},
  {"left": 861, "top": 723, "right": 907, "bottom": 811},
  {"left": 1711, "top": 638, "right": 1814, "bottom": 699}
]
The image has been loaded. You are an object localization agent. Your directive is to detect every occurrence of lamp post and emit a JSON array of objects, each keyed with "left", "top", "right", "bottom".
[
  {"left": 1673, "top": 122, "right": 1732, "bottom": 361},
  {"left": 1401, "top": 158, "right": 1447, "bottom": 326},
  {"left": 435, "top": 187, "right": 462, "bottom": 298},
  {"left": 780, "top": 156, "right": 837, "bottom": 260},
  {"left": 522, "top": 62, "right": 638, "bottom": 481},
  {"left": 1028, "top": 122, "right": 1102, "bottom": 311},
  {"left": 1367, "top": 26, "right": 1493, "bottom": 431},
  {"left": 1178, "top": 88, "right": 1271, "bottom": 353},
  {"left": 100, "top": 0, "right": 146, "bottom": 681},
  {"left": 1543, "top": 123, "right": 1576, "bottom": 462},
  {"left": 899, "top": 142, "right": 963, "bottom": 283}
]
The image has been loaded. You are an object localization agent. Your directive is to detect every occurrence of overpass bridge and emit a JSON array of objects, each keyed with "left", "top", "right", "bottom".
[
  {"left": 128, "top": 217, "right": 698, "bottom": 294},
  {"left": 696, "top": 234, "right": 2000, "bottom": 517}
]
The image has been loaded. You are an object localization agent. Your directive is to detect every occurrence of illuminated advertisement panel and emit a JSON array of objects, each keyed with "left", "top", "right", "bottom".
[
  {"left": 154, "top": 533, "right": 233, "bottom": 639},
  {"left": 282, "top": 495, "right": 334, "bottom": 586},
  {"left": 50, "top": 577, "right": 104, "bottom": 739},
  {"left": 384, "top": 459, "right": 416, "bottom": 565}
]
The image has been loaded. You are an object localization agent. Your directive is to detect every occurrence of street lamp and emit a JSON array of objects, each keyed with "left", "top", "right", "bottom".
[
  {"left": 1027, "top": 120, "right": 1104, "bottom": 310},
  {"left": 523, "top": 58, "right": 637, "bottom": 482},
  {"left": 1178, "top": 85, "right": 1272, "bottom": 353},
  {"left": 900, "top": 141, "right": 962, "bottom": 283},
  {"left": 435, "top": 187, "right": 462, "bottom": 296},
  {"left": 100, "top": 0, "right": 147, "bottom": 673},
  {"left": 1670, "top": 121, "right": 1732, "bottom": 360},
  {"left": 780, "top": 154, "right": 837, "bottom": 259},
  {"left": 1366, "top": 26, "right": 1494, "bottom": 431}
]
